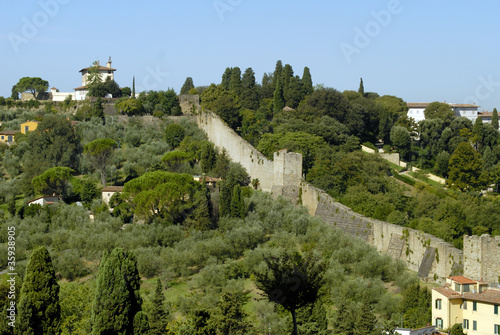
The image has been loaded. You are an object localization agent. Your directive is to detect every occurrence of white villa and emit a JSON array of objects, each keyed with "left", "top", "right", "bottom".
[
  {"left": 49, "top": 57, "right": 116, "bottom": 102},
  {"left": 407, "top": 102, "right": 479, "bottom": 123}
]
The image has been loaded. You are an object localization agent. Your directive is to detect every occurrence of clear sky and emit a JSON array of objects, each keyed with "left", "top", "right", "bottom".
[{"left": 1, "top": 0, "right": 499, "bottom": 110}]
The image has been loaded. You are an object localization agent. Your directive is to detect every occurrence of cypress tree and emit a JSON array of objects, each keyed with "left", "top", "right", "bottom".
[
  {"left": 200, "top": 142, "right": 217, "bottom": 173},
  {"left": 17, "top": 246, "right": 61, "bottom": 335},
  {"left": 230, "top": 184, "right": 245, "bottom": 219},
  {"left": 180, "top": 77, "right": 195, "bottom": 95},
  {"left": 261, "top": 72, "right": 274, "bottom": 99},
  {"left": 149, "top": 279, "right": 168, "bottom": 335},
  {"left": 281, "top": 64, "right": 294, "bottom": 102},
  {"left": 285, "top": 75, "right": 303, "bottom": 109},
  {"left": 91, "top": 248, "right": 142, "bottom": 335},
  {"left": 273, "top": 77, "right": 285, "bottom": 113},
  {"left": 302, "top": 66, "right": 313, "bottom": 96},
  {"left": 355, "top": 294, "right": 377, "bottom": 335},
  {"left": 472, "top": 117, "right": 484, "bottom": 150},
  {"left": 358, "top": 78, "right": 364, "bottom": 96},
  {"left": 492, "top": 108, "right": 499, "bottom": 130},
  {"left": 272, "top": 60, "right": 283, "bottom": 90},
  {"left": 229, "top": 67, "right": 242, "bottom": 97},
  {"left": 241, "top": 67, "right": 259, "bottom": 110},
  {"left": 133, "top": 311, "right": 150, "bottom": 335},
  {"left": 132, "top": 76, "right": 136, "bottom": 99},
  {"left": 219, "top": 181, "right": 232, "bottom": 218},
  {"left": 221, "top": 67, "right": 233, "bottom": 90}
]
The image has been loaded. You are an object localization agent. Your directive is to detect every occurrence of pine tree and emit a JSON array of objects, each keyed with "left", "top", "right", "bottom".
[
  {"left": 358, "top": 78, "right": 364, "bottom": 96},
  {"left": 209, "top": 291, "right": 252, "bottom": 334},
  {"left": 273, "top": 77, "right": 285, "bottom": 113},
  {"left": 91, "top": 248, "right": 143, "bottom": 335},
  {"left": 492, "top": 108, "right": 499, "bottom": 130},
  {"left": 302, "top": 67, "right": 313, "bottom": 96},
  {"left": 230, "top": 184, "right": 245, "bottom": 219},
  {"left": 180, "top": 77, "right": 195, "bottom": 95},
  {"left": 17, "top": 246, "right": 61, "bottom": 335},
  {"left": 332, "top": 300, "right": 356, "bottom": 335},
  {"left": 149, "top": 279, "right": 168, "bottom": 335}
]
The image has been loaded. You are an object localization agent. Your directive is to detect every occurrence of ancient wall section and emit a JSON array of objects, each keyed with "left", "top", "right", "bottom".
[
  {"left": 179, "top": 94, "right": 201, "bottom": 114},
  {"left": 464, "top": 234, "right": 500, "bottom": 283}
]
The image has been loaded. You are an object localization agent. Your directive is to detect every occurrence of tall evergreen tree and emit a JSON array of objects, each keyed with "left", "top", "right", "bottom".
[
  {"left": 200, "top": 142, "right": 217, "bottom": 173},
  {"left": 241, "top": 67, "right": 259, "bottom": 110},
  {"left": 472, "top": 117, "right": 484, "bottom": 150},
  {"left": 132, "top": 76, "right": 136, "bottom": 99},
  {"left": 261, "top": 72, "right": 274, "bottom": 99},
  {"left": 355, "top": 294, "right": 377, "bottom": 335},
  {"left": 358, "top": 78, "right": 365, "bottom": 96},
  {"left": 273, "top": 77, "right": 285, "bottom": 113},
  {"left": 332, "top": 300, "right": 356, "bottom": 335},
  {"left": 281, "top": 64, "right": 294, "bottom": 103},
  {"left": 229, "top": 67, "right": 242, "bottom": 97},
  {"left": 492, "top": 108, "right": 499, "bottom": 130},
  {"left": 209, "top": 291, "right": 252, "bottom": 334},
  {"left": 149, "top": 279, "right": 168, "bottom": 335},
  {"left": 180, "top": 77, "right": 195, "bottom": 95},
  {"left": 272, "top": 60, "right": 283, "bottom": 90},
  {"left": 302, "top": 67, "right": 313, "bottom": 96},
  {"left": 221, "top": 67, "right": 233, "bottom": 90},
  {"left": 133, "top": 312, "right": 150, "bottom": 335},
  {"left": 219, "top": 181, "right": 232, "bottom": 218},
  {"left": 285, "top": 75, "right": 303, "bottom": 109},
  {"left": 17, "top": 246, "right": 61, "bottom": 335},
  {"left": 91, "top": 248, "right": 143, "bottom": 335},
  {"left": 230, "top": 184, "right": 245, "bottom": 219}
]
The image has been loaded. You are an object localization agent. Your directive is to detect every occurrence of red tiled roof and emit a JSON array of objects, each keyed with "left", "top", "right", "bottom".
[
  {"left": 74, "top": 86, "right": 88, "bottom": 91},
  {"left": 450, "top": 276, "right": 477, "bottom": 284},
  {"left": 0, "top": 130, "right": 20, "bottom": 135},
  {"left": 433, "top": 287, "right": 462, "bottom": 299},
  {"left": 462, "top": 289, "right": 500, "bottom": 304}
]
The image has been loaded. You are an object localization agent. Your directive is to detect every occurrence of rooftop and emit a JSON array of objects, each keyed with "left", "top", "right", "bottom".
[
  {"left": 79, "top": 65, "right": 116, "bottom": 72},
  {"left": 102, "top": 186, "right": 124, "bottom": 192},
  {"left": 449, "top": 276, "right": 477, "bottom": 284},
  {"left": 407, "top": 102, "right": 479, "bottom": 109}
]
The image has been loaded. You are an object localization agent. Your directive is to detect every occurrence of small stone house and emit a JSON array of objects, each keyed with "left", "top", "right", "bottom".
[
  {"left": 27, "top": 196, "right": 61, "bottom": 206},
  {"left": 101, "top": 186, "right": 124, "bottom": 205}
]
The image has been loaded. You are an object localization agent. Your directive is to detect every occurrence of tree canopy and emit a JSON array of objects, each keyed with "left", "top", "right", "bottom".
[
  {"left": 84, "top": 138, "right": 117, "bottom": 186},
  {"left": 15, "top": 76, "right": 49, "bottom": 99}
]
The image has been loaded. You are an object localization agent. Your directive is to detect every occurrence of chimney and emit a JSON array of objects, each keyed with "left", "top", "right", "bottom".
[{"left": 106, "top": 56, "right": 112, "bottom": 68}]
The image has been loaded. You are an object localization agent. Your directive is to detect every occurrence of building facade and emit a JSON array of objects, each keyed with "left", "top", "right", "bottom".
[
  {"left": 407, "top": 102, "right": 479, "bottom": 123},
  {"left": 432, "top": 276, "right": 500, "bottom": 334}
]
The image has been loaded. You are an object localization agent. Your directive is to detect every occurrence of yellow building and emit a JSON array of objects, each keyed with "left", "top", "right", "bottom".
[
  {"left": 432, "top": 276, "right": 500, "bottom": 334},
  {"left": 20, "top": 120, "right": 39, "bottom": 134},
  {"left": 0, "top": 130, "right": 19, "bottom": 143}
]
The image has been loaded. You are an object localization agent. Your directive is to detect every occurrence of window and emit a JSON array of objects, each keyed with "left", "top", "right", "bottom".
[
  {"left": 473, "top": 320, "right": 477, "bottom": 331},
  {"left": 495, "top": 324, "right": 500, "bottom": 334},
  {"left": 463, "top": 284, "right": 470, "bottom": 292},
  {"left": 7, "top": 135, "right": 12, "bottom": 142},
  {"left": 435, "top": 299, "right": 442, "bottom": 309},
  {"left": 462, "top": 301, "right": 468, "bottom": 309},
  {"left": 436, "top": 318, "right": 443, "bottom": 329},
  {"left": 495, "top": 305, "right": 499, "bottom": 315},
  {"left": 464, "top": 319, "right": 469, "bottom": 329},
  {"left": 473, "top": 301, "right": 477, "bottom": 311},
  {"left": 24, "top": 126, "right": 29, "bottom": 133},
  {"left": 455, "top": 283, "right": 461, "bottom": 292}
]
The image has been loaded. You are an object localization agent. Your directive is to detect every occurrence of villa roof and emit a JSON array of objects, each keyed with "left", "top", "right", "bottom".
[
  {"left": 449, "top": 276, "right": 477, "bottom": 284},
  {"left": 462, "top": 289, "right": 500, "bottom": 304},
  {"left": 433, "top": 287, "right": 462, "bottom": 299},
  {"left": 79, "top": 65, "right": 116, "bottom": 72},
  {"left": 74, "top": 86, "right": 88, "bottom": 91},
  {"left": 0, "top": 130, "right": 20, "bottom": 135},
  {"left": 407, "top": 102, "right": 479, "bottom": 109},
  {"left": 101, "top": 186, "right": 124, "bottom": 192}
]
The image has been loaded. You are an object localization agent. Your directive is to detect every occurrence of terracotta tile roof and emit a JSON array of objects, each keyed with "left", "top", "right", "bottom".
[
  {"left": 450, "top": 276, "right": 477, "bottom": 284},
  {"left": 101, "top": 186, "right": 124, "bottom": 192},
  {"left": 74, "top": 86, "right": 88, "bottom": 90},
  {"left": 433, "top": 287, "right": 462, "bottom": 299},
  {"left": 79, "top": 66, "right": 116, "bottom": 72},
  {"left": 0, "top": 130, "right": 20, "bottom": 135},
  {"left": 407, "top": 102, "right": 479, "bottom": 109},
  {"left": 462, "top": 289, "right": 500, "bottom": 304}
]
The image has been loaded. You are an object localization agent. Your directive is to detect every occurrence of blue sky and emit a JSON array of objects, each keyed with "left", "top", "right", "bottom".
[{"left": 1, "top": 0, "right": 499, "bottom": 110}]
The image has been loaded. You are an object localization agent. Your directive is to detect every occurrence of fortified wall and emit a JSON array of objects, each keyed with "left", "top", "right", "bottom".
[{"left": 195, "top": 109, "right": 498, "bottom": 284}]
